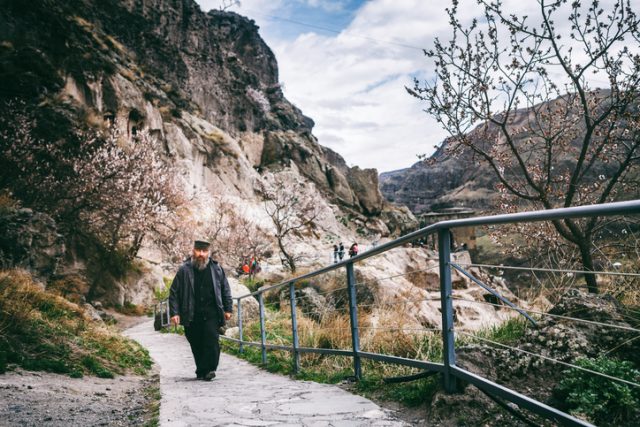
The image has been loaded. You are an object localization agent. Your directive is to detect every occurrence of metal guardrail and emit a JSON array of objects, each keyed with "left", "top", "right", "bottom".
[
  {"left": 222, "top": 200, "right": 640, "bottom": 426},
  {"left": 153, "top": 299, "right": 171, "bottom": 330}
]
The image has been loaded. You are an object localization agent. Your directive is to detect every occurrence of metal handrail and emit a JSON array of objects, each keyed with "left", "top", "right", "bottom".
[
  {"left": 236, "top": 200, "right": 640, "bottom": 298},
  {"left": 221, "top": 200, "right": 640, "bottom": 426},
  {"left": 153, "top": 299, "right": 171, "bottom": 329}
]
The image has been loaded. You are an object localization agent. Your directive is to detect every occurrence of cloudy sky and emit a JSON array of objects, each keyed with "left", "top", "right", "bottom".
[
  {"left": 190, "top": 0, "right": 455, "bottom": 173},
  {"left": 193, "top": 0, "right": 627, "bottom": 173}
]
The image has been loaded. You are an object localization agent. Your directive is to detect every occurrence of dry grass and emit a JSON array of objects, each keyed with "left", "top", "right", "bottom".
[
  {"left": 0, "top": 269, "right": 152, "bottom": 377},
  {"left": 47, "top": 274, "right": 90, "bottom": 304}
]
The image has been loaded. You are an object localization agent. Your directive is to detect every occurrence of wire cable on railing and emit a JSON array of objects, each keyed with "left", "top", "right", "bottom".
[
  {"left": 450, "top": 263, "right": 537, "bottom": 326},
  {"left": 451, "top": 297, "right": 640, "bottom": 333},
  {"left": 267, "top": 265, "right": 440, "bottom": 303},
  {"left": 456, "top": 331, "right": 640, "bottom": 389},
  {"left": 528, "top": 269, "right": 592, "bottom": 301},
  {"left": 283, "top": 296, "right": 443, "bottom": 319},
  {"left": 355, "top": 297, "right": 442, "bottom": 310},
  {"left": 457, "top": 262, "right": 640, "bottom": 278},
  {"left": 311, "top": 285, "right": 350, "bottom": 297},
  {"left": 262, "top": 301, "right": 282, "bottom": 309},
  {"left": 298, "top": 326, "right": 352, "bottom": 332},
  {"left": 353, "top": 264, "right": 441, "bottom": 289},
  {"left": 358, "top": 326, "right": 442, "bottom": 333}
]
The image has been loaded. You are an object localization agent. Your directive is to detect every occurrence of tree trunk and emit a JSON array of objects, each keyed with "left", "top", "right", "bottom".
[
  {"left": 277, "top": 237, "right": 296, "bottom": 273},
  {"left": 577, "top": 238, "right": 598, "bottom": 294}
]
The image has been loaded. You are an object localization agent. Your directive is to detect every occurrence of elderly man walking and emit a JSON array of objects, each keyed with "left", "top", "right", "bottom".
[{"left": 169, "top": 240, "right": 233, "bottom": 381}]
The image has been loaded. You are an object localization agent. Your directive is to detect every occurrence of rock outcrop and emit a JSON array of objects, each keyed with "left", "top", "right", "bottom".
[
  {"left": 0, "top": 207, "right": 65, "bottom": 281},
  {"left": 426, "top": 289, "right": 640, "bottom": 425},
  {"left": 1, "top": 0, "right": 404, "bottom": 217},
  {"left": 352, "top": 248, "right": 522, "bottom": 331},
  {"left": 0, "top": 0, "right": 415, "bottom": 304},
  {"left": 379, "top": 142, "right": 498, "bottom": 214}
]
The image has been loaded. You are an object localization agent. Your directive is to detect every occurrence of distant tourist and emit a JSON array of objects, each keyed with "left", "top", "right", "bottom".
[
  {"left": 169, "top": 240, "right": 233, "bottom": 381},
  {"left": 348, "top": 242, "right": 359, "bottom": 258},
  {"left": 338, "top": 242, "right": 345, "bottom": 261},
  {"left": 249, "top": 257, "right": 261, "bottom": 276},
  {"left": 333, "top": 244, "right": 339, "bottom": 263}
]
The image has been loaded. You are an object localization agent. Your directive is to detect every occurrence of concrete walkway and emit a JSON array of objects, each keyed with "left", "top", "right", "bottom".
[{"left": 125, "top": 321, "right": 407, "bottom": 426}]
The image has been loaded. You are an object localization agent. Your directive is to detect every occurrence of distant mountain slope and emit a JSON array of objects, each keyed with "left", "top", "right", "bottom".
[
  {"left": 379, "top": 92, "right": 636, "bottom": 215},
  {"left": 379, "top": 140, "right": 498, "bottom": 214}
]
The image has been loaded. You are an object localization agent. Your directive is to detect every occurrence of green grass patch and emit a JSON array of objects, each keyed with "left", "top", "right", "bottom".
[
  {"left": 143, "top": 380, "right": 161, "bottom": 427},
  {"left": 242, "top": 277, "right": 265, "bottom": 293},
  {"left": 473, "top": 316, "right": 530, "bottom": 345},
  {"left": 0, "top": 269, "right": 153, "bottom": 377},
  {"left": 356, "top": 368, "right": 441, "bottom": 407},
  {"left": 555, "top": 356, "right": 640, "bottom": 426}
]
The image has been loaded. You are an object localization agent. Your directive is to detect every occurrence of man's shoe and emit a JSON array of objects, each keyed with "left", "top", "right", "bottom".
[{"left": 203, "top": 371, "right": 216, "bottom": 381}]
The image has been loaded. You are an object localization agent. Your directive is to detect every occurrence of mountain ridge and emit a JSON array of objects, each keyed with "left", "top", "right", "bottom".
[{"left": 0, "top": 0, "right": 416, "bottom": 304}]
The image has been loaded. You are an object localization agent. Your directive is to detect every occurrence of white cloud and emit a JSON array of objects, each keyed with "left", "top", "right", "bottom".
[
  {"left": 264, "top": 1, "right": 452, "bottom": 172},
  {"left": 196, "top": 0, "right": 633, "bottom": 172},
  {"left": 304, "top": 0, "right": 350, "bottom": 13}
]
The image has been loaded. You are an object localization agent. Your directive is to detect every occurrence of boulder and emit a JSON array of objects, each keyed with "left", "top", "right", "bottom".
[
  {"left": 278, "top": 286, "right": 334, "bottom": 322},
  {"left": 226, "top": 277, "right": 260, "bottom": 327},
  {"left": 347, "top": 166, "right": 384, "bottom": 215},
  {"left": 0, "top": 207, "right": 65, "bottom": 281},
  {"left": 82, "top": 303, "right": 104, "bottom": 322}
]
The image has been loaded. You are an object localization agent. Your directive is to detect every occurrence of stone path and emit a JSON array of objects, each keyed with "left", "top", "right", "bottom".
[{"left": 125, "top": 321, "right": 407, "bottom": 426}]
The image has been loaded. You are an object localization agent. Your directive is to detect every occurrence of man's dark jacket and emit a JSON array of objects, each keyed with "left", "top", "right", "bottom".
[{"left": 169, "top": 258, "right": 233, "bottom": 327}]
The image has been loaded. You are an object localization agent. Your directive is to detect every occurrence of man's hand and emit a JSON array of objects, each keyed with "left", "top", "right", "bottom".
[
  {"left": 224, "top": 312, "right": 232, "bottom": 321},
  {"left": 170, "top": 315, "right": 180, "bottom": 326}
]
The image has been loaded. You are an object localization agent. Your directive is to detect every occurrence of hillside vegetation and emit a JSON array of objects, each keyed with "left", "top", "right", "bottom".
[{"left": 0, "top": 269, "right": 152, "bottom": 377}]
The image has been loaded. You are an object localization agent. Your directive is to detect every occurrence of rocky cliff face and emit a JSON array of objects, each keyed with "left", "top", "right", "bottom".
[
  {"left": 0, "top": 207, "right": 65, "bottom": 282},
  {"left": 0, "top": 0, "right": 414, "bottom": 303},
  {"left": 1, "top": 0, "right": 402, "bottom": 218},
  {"left": 379, "top": 140, "right": 498, "bottom": 214}
]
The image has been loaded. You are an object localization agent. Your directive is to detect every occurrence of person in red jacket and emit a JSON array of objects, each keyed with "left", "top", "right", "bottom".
[{"left": 348, "top": 242, "right": 359, "bottom": 258}]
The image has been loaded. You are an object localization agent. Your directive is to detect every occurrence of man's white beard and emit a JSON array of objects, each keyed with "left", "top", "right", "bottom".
[{"left": 193, "top": 256, "right": 208, "bottom": 271}]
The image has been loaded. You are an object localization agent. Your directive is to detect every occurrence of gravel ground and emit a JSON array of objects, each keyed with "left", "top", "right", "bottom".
[{"left": 0, "top": 367, "right": 159, "bottom": 427}]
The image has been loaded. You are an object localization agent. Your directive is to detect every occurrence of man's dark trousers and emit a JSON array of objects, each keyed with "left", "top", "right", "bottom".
[{"left": 184, "top": 317, "right": 220, "bottom": 377}]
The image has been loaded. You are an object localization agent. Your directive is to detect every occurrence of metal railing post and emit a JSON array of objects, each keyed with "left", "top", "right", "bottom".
[
  {"left": 259, "top": 292, "right": 267, "bottom": 364},
  {"left": 237, "top": 297, "right": 244, "bottom": 354},
  {"left": 165, "top": 300, "right": 171, "bottom": 326},
  {"left": 346, "top": 262, "right": 362, "bottom": 379},
  {"left": 438, "top": 228, "right": 457, "bottom": 392},
  {"left": 289, "top": 281, "right": 300, "bottom": 373}
]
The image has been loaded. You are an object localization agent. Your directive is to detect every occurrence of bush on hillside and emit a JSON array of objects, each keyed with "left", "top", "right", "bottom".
[
  {"left": 0, "top": 269, "right": 152, "bottom": 376},
  {"left": 555, "top": 356, "right": 640, "bottom": 426}
]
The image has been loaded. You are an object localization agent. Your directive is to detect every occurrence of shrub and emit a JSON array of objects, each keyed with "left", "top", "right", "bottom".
[
  {"left": 115, "top": 302, "right": 146, "bottom": 316},
  {"left": 555, "top": 356, "right": 640, "bottom": 425},
  {"left": 154, "top": 281, "right": 170, "bottom": 303},
  {"left": 242, "top": 277, "right": 265, "bottom": 294},
  {"left": 47, "top": 274, "right": 90, "bottom": 304},
  {"left": 0, "top": 104, "right": 185, "bottom": 270}
]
